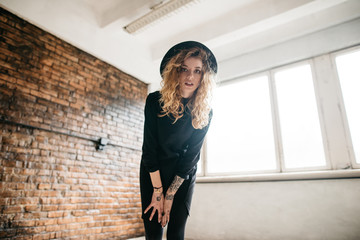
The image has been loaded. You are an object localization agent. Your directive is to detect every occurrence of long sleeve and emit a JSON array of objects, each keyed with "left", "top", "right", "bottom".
[
  {"left": 175, "top": 110, "right": 213, "bottom": 179},
  {"left": 141, "top": 93, "right": 160, "bottom": 173}
]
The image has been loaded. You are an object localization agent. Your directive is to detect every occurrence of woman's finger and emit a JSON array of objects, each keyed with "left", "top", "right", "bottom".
[
  {"left": 161, "top": 210, "right": 169, "bottom": 228},
  {"left": 158, "top": 209, "right": 163, "bottom": 223},
  {"left": 149, "top": 208, "right": 157, "bottom": 221},
  {"left": 161, "top": 215, "right": 166, "bottom": 228},
  {"left": 166, "top": 212, "right": 170, "bottom": 226},
  {"left": 144, "top": 204, "right": 152, "bottom": 214}
]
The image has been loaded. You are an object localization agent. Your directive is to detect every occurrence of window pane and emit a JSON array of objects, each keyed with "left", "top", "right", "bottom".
[
  {"left": 274, "top": 64, "right": 326, "bottom": 169},
  {"left": 335, "top": 49, "right": 360, "bottom": 164},
  {"left": 207, "top": 76, "right": 277, "bottom": 173},
  {"left": 197, "top": 153, "right": 202, "bottom": 175}
]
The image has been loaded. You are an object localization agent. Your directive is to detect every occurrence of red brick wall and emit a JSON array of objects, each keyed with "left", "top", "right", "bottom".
[{"left": 0, "top": 7, "right": 147, "bottom": 239}]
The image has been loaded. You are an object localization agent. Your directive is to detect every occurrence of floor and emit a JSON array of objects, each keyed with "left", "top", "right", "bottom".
[{"left": 128, "top": 236, "right": 167, "bottom": 240}]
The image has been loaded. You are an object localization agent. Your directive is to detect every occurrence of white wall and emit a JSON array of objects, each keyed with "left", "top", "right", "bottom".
[
  {"left": 217, "top": 17, "right": 360, "bottom": 83},
  {"left": 186, "top": 179, "right": 360, "bottom": 240},
  {"left": 185, "top": 17, "right": 360, "bottom": 240}
]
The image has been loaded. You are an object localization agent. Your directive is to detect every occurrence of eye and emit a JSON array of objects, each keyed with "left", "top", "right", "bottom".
[
  {"left": 180, "top": 67, "right": 188, "bottom": 72},
  {"left": 194, "top": 69, "right": 202, "bottom": 74}
]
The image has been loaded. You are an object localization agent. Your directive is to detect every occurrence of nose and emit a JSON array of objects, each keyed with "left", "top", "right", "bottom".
[{"left": 186, "top": 71, "right": 194, "bottom": 80}]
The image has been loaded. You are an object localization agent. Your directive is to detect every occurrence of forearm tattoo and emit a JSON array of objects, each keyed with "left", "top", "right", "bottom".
[
  {"left": 166, "top": 194, "right": 174, "bottom": 200},
  {"left": 168, "top": 175, "right": 184, "bottom": 194}
]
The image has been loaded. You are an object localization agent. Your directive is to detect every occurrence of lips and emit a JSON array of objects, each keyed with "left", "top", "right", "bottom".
[{"left": 185, "top": 82, "right": 194, "bottom": 86}]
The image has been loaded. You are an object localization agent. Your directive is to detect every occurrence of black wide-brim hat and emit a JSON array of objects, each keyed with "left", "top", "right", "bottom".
[{"left": 160, "top": 41, "right": 217, "bottom": 76}]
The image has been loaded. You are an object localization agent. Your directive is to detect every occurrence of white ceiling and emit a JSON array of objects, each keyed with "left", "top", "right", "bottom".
[{"left": 1, "top": 0, "right": 359, "bottom": 89}]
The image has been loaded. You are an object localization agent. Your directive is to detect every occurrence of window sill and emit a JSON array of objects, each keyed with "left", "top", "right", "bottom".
[{"left": 196, "top": 169, "right": 360, "bottom": 183}]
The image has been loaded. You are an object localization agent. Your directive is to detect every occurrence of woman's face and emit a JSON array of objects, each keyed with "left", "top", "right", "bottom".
[{"left": 178, "top": 57, "right": 203, "bottom": 98}]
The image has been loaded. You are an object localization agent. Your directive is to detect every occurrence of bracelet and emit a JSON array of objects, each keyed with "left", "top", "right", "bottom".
[
  {"left": 153, "top": 186, "right": 162, "bottom": 190},
  {"left": 154, "top": 188, "right": 163, "bottom": 194}
]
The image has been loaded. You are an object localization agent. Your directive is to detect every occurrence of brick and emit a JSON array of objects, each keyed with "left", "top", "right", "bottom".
[
  {"left": 32, "top": 233, "right": 51, "bottom": 240},
  {"left": 48, "top": 211, "right": 65, "bottom": 218},
  {"left": 40, "top": 57, "right": 53, "bottom": 66},
  {"left": 50, "top": 96, "right": 69, "bottom": 106},
  {"left": 40, "top": 191, "right": 61, "bottom": 197},
  {"left": 102, "top": 226, "right": 123, "bottom": 232},
  {"left": 39, "top": 86, "right": 58, "bottom": 97},
  {"left": 30, "top": 89, "right": 51, "bottom": 100},
  {"left": 0, "top": 7, "right": 146, "bottom": 240},
  {"left": 36, "top": 218, "right": 58, "bottom": 226},
  {"left": 16, "top": 78, "right": 39, "bottom": 90},
  {"left": 38, "top": 183, "right": 51, "bottom": 189},
  {"left": 3, "top": 205, "right": 22, "bottom": 213},
  {"left": 42, "top": 205, "right": 58, "bottom": 211},
  {"left": 25, "top": 205, "right": 41, "bottom": 212},
  {"left": 57, "top": 217, "right": 74, "bottom": 225},
  {"left": 52, "top": 184, "right": 68, "bottom": 190},
  {"left": 58, "top": 204, "right": 77, "bottom": 210},
  {"left": 15, "top": 220, "right": 37, "bottom": 227}
]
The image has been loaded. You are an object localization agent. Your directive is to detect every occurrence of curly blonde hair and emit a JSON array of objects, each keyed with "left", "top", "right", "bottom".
[{"left": 159, "top": 47, "right": 216, "bottom": 129}]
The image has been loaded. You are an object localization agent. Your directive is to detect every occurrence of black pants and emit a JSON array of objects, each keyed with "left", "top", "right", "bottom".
[{"left": 142, "top": 201, "right": 189, "bottom": 240}]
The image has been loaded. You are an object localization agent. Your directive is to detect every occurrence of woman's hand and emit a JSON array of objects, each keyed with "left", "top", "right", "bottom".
[
  {"left": 144, "top": 191, "right": 164, "bottom": 223},
  {"left": 161, "top": 175, "right": 184, "bottom": 227},
  {"left": 161, "top": 193, "right": 174, "bottom": 228}
]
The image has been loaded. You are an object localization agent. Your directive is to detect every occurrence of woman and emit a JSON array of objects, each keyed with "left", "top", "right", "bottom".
[{"left": 140, "top": 41, "right": 217, "bottom": 240}]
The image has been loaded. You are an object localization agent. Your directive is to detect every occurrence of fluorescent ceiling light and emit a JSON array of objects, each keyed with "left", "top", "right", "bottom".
[{"left": 124, "top": 0, "right": 198, "bottom": 34}]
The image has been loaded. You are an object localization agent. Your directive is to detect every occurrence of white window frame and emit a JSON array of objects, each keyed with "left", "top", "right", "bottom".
[
  {"left": 271, "top": 60, "right": 331, "bottom": 173},
  {"left": 198, "top": 47, "right": 360, "bottom": 181},
  {"left": 201, "top": 72, "right": 280, "bottom": 177},
  {"left": 331, "top": 46, "right": 360, "bottom": 169}
]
